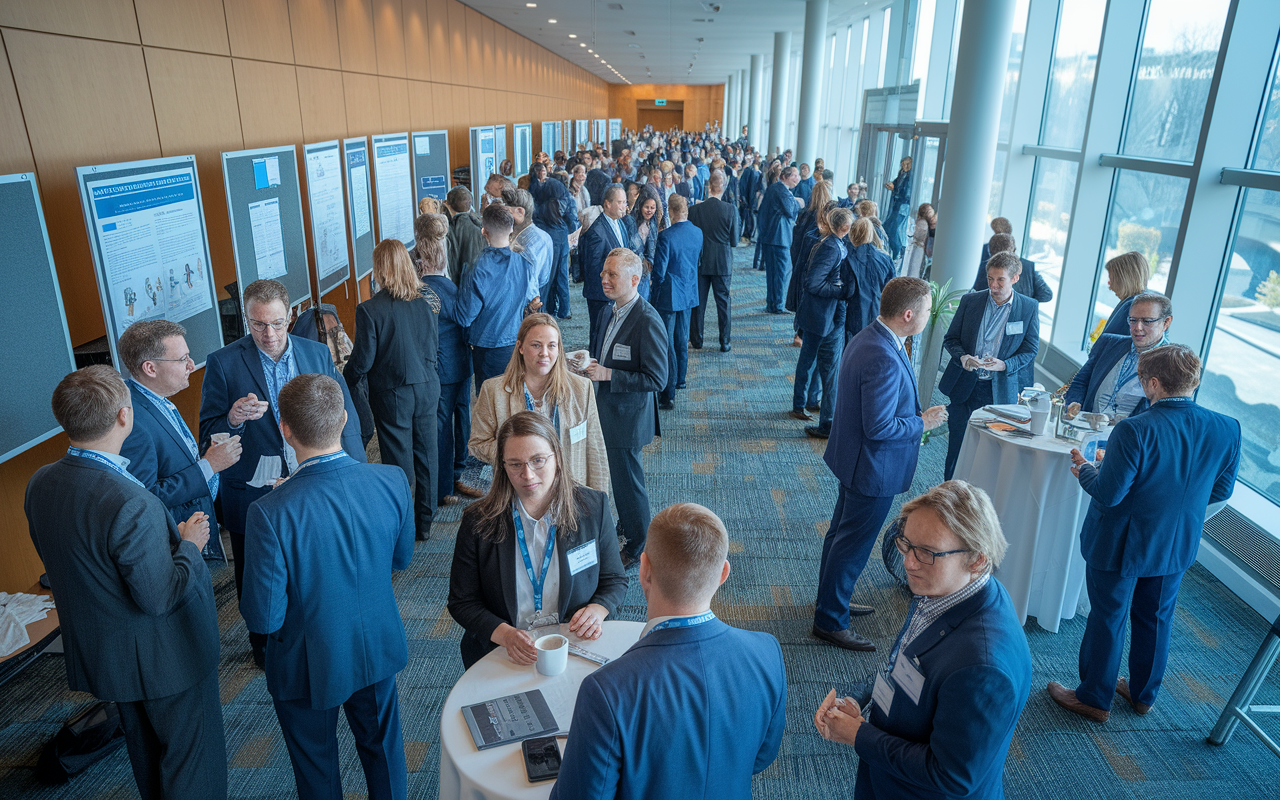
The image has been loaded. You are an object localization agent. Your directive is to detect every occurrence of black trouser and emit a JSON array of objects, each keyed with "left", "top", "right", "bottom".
[
  {"left": 607, "top": 445, "right": 651, "bottom": 559},
  {"left": 116, "top": 669, "right": 226, "bottom": 800},
  {"left": 691, "top": 273, "right": 732, "bottom": 347},
  {"left": 370, "top": 381, "right": 441, "bottom": 537},
  {"left": 944, "top": 379, "right": 995, "bottom": 481}
]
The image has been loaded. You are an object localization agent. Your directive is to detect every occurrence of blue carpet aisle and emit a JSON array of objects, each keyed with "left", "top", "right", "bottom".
[{"left": 2, "top": 246, "right": 1278, "bottom": 799}]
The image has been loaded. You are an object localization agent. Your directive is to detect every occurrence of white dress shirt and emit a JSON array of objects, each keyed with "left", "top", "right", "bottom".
[{"left": 514, "top": 499, "right": 560, "bottom": 628}]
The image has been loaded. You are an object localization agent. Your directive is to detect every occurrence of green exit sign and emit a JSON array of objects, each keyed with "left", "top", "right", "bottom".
[{"left": 655, "top": 99, "right": 667, "bottom": 106}]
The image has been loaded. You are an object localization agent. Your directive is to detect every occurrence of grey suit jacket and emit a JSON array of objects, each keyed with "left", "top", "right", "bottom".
[
  {"left": 25, "top": 455, "right": 220, "bottom": 702},
  {"left": 688, "top": 195, "right": 741, "bottom": 276}
]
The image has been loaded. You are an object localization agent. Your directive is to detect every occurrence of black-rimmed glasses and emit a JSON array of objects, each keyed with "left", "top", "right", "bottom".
[{"left": 893, "top": 533, "right": 970, "bottom": 566}]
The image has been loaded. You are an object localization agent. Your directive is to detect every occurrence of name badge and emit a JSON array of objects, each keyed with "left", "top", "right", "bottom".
[
  {"left": 566, "top": 541, "right": 599, "bottom": 575},
  {"left": 1005, "top": 320, "right": 1025, "bottom": 336},
  {"left": 612, "top": 343, "right": 632, "bottom": 361},
  {"left": 893, "top": 650, "right": 926, "bottom": 705},
  {"left": 569, "top": 421, "right": 587, "bottom": 444},
  {"left": 872, "top": 672, "right": 895, "bottom": 716}
]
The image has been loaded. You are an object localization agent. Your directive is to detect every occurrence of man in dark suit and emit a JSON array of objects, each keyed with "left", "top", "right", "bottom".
[
  {"left": 27, "top": 366, "right": 224, "bottom": 799},
  {"left": 970, "top": 233, "right": 1054, "bottom": 303},
  {"left": 580, "top": 184, "right": 639, "bottom": 345},
  {"left": 586, "top": 249, "right": 669, "bottom": 567},
  {"left": 551, "top": 503, "right": 786, "bottom": 799},
  {"left": 651, "top": 194, "right": 703, "bottom": 410},
  {"left": 200, "top": 279, "right": 365, "bottom": 666},
  {"left": 689, "top": 170, "right": 741, "bottom": 352},
  {"left": 445, "top": 186, "right": 484, "bottom": 284},
  {"left": 1049, "top": 345, "right": 1240, "bottom": 722},
  {"left": 938, "top": 252, "right": 1041, "bottom": 481},
  {"left": 813, "top": 279, "right": 948, "bottom": 651},
  {"left": 584, "top": 152, "right": 612, "bottom": 206},
  {"left": 737, "top": 158, "right": 760, "bottom": 243},
  {"left": 242, "top": 374, "right": 414, "bottom": 799},
  {"left": 118, "top": 320, "right": 241, "bottom": 561},
  {"left": 1065, "top": 292, "right": 1172, "bottom": 420},
  {"left": 757, "top": 165, "right": 803, "bottom": 313}
]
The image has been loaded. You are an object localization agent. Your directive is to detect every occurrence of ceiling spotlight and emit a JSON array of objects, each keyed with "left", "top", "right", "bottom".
[
  {"left": 569, "top": 34, "right": 577, "bottom": 38},
  {"left": 588, "top": 49, "right": 593, "bottom": 53},
  {"left": 526, "top": 2, "right": 536, "bottom": 6},
  {"left": 548, "top": 18, "right": 556, "bottom": 23},
  {"left": 580, "top": 43, "right": 586, "bottom": 47}
]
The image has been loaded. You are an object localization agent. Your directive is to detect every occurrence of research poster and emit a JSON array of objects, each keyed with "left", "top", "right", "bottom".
[
  {"left": 83, "top": 167, "right": 213, "bottom": 340},
  {"left": 495, "top": 125, "right": 507, "bottom": 166},
  {"left": 542, "top": 121, "right": 559, "bottom": 155},
  {"left": 248, "top": 198, "right": 287, "bottom": 280},
  {"left": 303, "top": 141, "right": 350, "bottom": 284},
  {"left": 514, "top": 124, "right": 532, "bottom": 175},
  {"left": 344, "top": 138, "right": 375, "bottom": 282},
  {"left": 609, "top": 119, "right": 621, "bottom": 142},
  {"left": 575, "top": 120, "right": 589, "bottom": 150},
  {"left": 593, "top": 119, "right": 606, "bottom": 145},
  {"left": 372, "top": 133, "right": 414, "bottom": 246}
]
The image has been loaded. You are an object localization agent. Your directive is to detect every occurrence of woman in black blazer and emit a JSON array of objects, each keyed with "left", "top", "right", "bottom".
[
  {"left": 343, "top": 239, "right": 440, "bottom": 540},
  {"left": 448, "top": 411, "right": 627, "bottom": 669}
]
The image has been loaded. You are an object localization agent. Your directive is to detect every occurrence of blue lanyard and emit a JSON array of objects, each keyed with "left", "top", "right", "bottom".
[
  {"left": 513, "top": 508, "right": 557, "bottom": 614},
  {"left": 524, "top": 386, "right": 560, "bottom": 433},
  {"left": 67, "top": 447, "right": 146, "bottom": 489},
  {"left": 296, "top": 451, "right": 347, "bottom": 472},
  {"left": 1155, "top": 396, "right": 1193, "bottom": 406},
  {"left": 645, "top": 611, "right": 717, "bottom": 637}
]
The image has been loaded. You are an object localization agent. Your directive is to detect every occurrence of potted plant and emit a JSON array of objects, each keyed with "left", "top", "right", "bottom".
[{"left": 919, "top": 278, "right": 966, "bottom": 444}]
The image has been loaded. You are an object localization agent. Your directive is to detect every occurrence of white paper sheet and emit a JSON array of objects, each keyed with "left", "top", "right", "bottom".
[
  {"left": 350, "top": 164, "right": 371, "bottom": 239},
  {"left": 247, "top": 455, "right": 282, "bottom": 487},
  {"left": 249, "top": 198, "right": 287, "bottom": 279},
  {"left": 305, "top": 145, "right": 349, "bottom": 280}
]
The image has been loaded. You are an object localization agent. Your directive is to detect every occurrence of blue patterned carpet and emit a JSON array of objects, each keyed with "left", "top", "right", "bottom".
[{"left": 2, "top": 246, "right": 1279, "bottom": 799}]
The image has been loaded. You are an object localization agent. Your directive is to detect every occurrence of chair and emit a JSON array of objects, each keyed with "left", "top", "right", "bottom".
[{"left": 1207, "top": 612, "right": 1280, "bottom": 757}]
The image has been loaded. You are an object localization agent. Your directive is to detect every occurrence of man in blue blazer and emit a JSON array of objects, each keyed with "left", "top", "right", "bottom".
[
  {"left": 581, "top": 185, "right": 640, "bottom": 345},
  {"left": 242, "top": 374, "right": 415, "bottom": 800},
  {"left": 118, "top": 320, "right": 241, "bottom": 561},
  {"left": 200, "top": 279, "right": 365, "bottom": 665},
  {"left": 816, "top": 482, "right": 1033, "bottom": 800},
  {"left": 792, "top": 163, "right": 815, "bottom": 204},
  {"left": 1049, "top": 345, "right": 1240, "bottom": 722},
  {"left": 551, "top": 503, "right": 786, "bottom": 800},
  {"left": 969, "top": 233, "right": 1053, "bottom": 303},
  {"left": 1064, "top": 291, "right": 1172, "bottom": 420},
  {"left": 814, "top": 279, "right": 948, "bottom": 650},
  {"left": 757, "top": 166, "right": 803, "bottom": 313},
  {"left": 938, "top": 253, "right": 1040, "bottom": 481},
  {"left": 651, "top": 194, "right": 703, "bottom": 410}
]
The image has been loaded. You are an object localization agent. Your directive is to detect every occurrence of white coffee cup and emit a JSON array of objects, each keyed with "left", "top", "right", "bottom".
[
  {"left": 535, "top": 634, "right": 569, "bottom": 676},
  {"left": 1029, "top": 409, "right": 1050, "bottom": 436},
  {"left": 211, "top": 432, "right": 230, "bottom": 445}
]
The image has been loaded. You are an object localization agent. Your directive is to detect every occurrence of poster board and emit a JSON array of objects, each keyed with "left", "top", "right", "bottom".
[
  {"left": 574, "top": 120, "right": 590, "bottom": 151},
  {"left": 609, "top": 119, "right": 622, "bottom": 142},
  {"left": 469, "top": 125, "right": 497, "bottom": 211},
  {"left": 563, "top": 120, "right": 571, "bottom": 152},
  {"left": 2, "top": 173, "right": 77, "bottom": 463},
  {"left": 514, "top": 124, "right": 533, "bottom": 175},
  {"left": 371, "top": 132, "right": 415, "bottom": 248},
  {"left": 495, "top": 124, "right": 508, "bottom": 168},
  {"left": 76, "top": 155, "right": 223, "bottom": 367},
  {"left": 221, "top": 145, "right": 312, "bottom": 319},
  {"left": 302, "top": 140, "right": 350, "bottom": 297},
  {"left": 411, "top": 130, "right": 450, "bottom": 211},
  {"left": 593, "top": 119, "right": 607, "bottom": 145},
  {"left": 541, "top": 121, "right": 560, "bottom": 156},
  {"left": 343, "top": 137, "right": 375, "bottom": 283}
]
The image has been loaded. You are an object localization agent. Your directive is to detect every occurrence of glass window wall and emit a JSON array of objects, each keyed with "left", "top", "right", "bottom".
[
  {"left": 1024, "top": 157, "right": 1080, "bottom": 339},
  {"left": 1041, "top": 0, "right": 1106, "bottom": 150}
]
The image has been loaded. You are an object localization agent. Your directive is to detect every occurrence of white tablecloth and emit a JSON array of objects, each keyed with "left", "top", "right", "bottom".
[
  {"left": 954, "top": 418, "right": 1091, "bottom": 632},
  {"left": 439, "top": 621, "right": 645, "bottom": 800}
]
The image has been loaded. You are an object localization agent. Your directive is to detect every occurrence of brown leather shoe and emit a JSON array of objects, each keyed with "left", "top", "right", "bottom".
[
  {"left": 788, "top": 409, "right": 812, "bottom": 421},
  {"left": 454, "top": 480, "right": 485, "bottom": 499},
  {"left": 1047, "top": 682, "right": 1109, "bottom": 723},
  {"left": 1116, "top": 678, "right": 1152, "bottom": 715}
]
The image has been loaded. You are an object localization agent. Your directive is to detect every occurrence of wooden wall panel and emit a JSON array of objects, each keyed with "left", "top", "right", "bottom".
[
  {"left": 0, "top": 37, "right": 35, "bottom": 175},
  {"left": 0, "top": 439, "right": 68, "bottom": 594},
  {"left": 447, "top": 0, "right": 466, "bottom": 86},
  {"left": 344, "top": 72, "right": 383, "bottom": 134},
  {"left": 407, "top": 80, "right": 434, "bottom": 130},
  {"left": 224, "top": 0, "right": 294, "bottom": 64},
  {"left": 608, "top": 83, "right": 723, "bottom": 132},
  {"left": 379, "top": 77, "right": 410, "bottom": 132},
  {"left": 480, "top": 15, "right": 494, "bottom": 90},
  {"left": 337, "top": 0, "right": 377, "bottom": 74},
  {"left": 232, "top": 59, "right": 304, "bottom": 148},
  {"left": 403, "top": 0, "right": 430, "bottom": 81},
  {"left": 465, "top": 6, "right": 483, "bottom": 89},
  {"left": 134, "top": 0, "right": 229, "bottom": 55},
  {"left": 374, "top": 0, "right": 407, "bottom": 78},
  {"left": 297, "top": 66, "right": 348, "bottom": 142},
  {"left": 426, "top": 0, "right": 450, "bottom": 79},
  {"left": 0, "top": 0, "right": 138, "bottom": 44},
  {"left": 290, "top": 0, "right": 342, "bottom": 69}
]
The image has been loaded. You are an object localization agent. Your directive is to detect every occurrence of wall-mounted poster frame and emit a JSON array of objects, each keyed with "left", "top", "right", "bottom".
[
  {"left": 411, "top": 129, "right": 451, "bottom": 212},
  {"left": 514, "top": 124, "right": 533, "bottom": 175},
  {"left": 371, "top": 132, "right": 415, "bottom": 248},
  {"left": 343, "top": 137, "right": 375, "bottom": 290},
  {"left": 609, "top": 118, "right": 622, "bottom": 142},
  {"left": 468, "top": 125, "right": 497, "bottom": 211},
  {"left": 302, "top": 140, "right": 350, "bottom": 297}
]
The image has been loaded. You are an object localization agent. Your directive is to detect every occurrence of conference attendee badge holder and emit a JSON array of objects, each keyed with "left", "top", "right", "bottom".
[
  {"left": 871, "top": 672, "right": 895, "bottom": 715},
  {"left": 569, "top": 421, "right": 587, "bottom": 444},
  {"left": 566, "top": 541, "right": 599, "bottom": 575},
  {"left": 892, "top": 651, "right": 925, "bottom": 705},
  {"left": 515, "top": 508, "right": 558, "bottom": 632},
  {"left": 526, "top": 612, "right": 560, "bottom": 633},
  {"left": 612, "top": 343, "right": 631, "bottom": 361},
  {"left": 1005, "top": 320, "right": 1024, "bottom": 336}
]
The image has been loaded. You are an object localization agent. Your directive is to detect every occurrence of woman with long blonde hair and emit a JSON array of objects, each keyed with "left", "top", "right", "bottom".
[{"left": 1100, "top": 251, "right": 1151, "bottom": 337}]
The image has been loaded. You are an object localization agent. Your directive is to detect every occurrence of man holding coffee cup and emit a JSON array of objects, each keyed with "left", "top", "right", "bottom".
[{"left": 551, "top": 503, "right": 786, "bottom": 799}]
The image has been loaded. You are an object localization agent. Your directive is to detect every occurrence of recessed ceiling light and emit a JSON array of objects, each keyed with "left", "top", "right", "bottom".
[
  {"left": 579, "top": 43, "right": 586, "bottom": 47},
  {"left": 569, "top": 34, "right": 577, "bottom": 38},
  {"left": 548, "top": 18, "right": 556, "bottom": 24},
  {"left": 526, "top": 2, "right": 536, "bottom": 6},
  {"left": 587, "top": 49, "right": 593, "bottom": 53}
]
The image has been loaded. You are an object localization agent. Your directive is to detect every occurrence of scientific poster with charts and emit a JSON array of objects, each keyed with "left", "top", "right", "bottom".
[
  {"left": 303, "top": 140, "right": 350, "bottom": 290},
  {"left": 81, "top": 166, "right": 213, "bottom": 340},
  {"left": 372, "top": 133, "right": 414, "bottom": 246}
]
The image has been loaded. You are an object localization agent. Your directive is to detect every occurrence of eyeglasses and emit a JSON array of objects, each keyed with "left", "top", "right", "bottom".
[
  {"left": 248, "top": 318, "right": 288, "bottom": 333},
  {"left": 893, "top": 533, "right": 970, "bottom": 566},
  {"left": 1127, "top": 315, "right": 1167, "bottom": 328},
  {"left": 503, "top": 453, "right": 555, "bottom": 473},
  {"left": 150, "top": 354, "right": 194, "bottom": 364}
]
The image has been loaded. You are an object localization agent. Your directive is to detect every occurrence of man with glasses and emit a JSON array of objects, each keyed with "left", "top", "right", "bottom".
[
  {"left": 119, "top": 320, "right": 242, "bottom": 561},
  {"left": 1064, "top": 292, "right": 1173, "bottom": 420},
  {"left": 200, "top": 279, "right": 365, "bottom": 668},
  {"left": 813, "top": 481, "right": 1032, "bottom": 799}
]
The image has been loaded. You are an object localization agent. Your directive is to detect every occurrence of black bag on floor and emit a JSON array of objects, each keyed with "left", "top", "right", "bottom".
[{"left": 35, "top": 701, "right": 127, "bottom": 784}]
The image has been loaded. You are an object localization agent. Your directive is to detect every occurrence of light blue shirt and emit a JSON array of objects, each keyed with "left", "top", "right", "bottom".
[
  {"left": 129, "top": 378, "right": 217, "bottom": 495},
  {"left": 975, "top": 294, "right": 1014, "bottom": 380},
  {"left": 514, "top": 224, "right": 554, "bottom": 302}
]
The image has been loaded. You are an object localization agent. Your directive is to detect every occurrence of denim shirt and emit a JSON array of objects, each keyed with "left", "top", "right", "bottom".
[{"left": 457, "top": 246, "right": 527, "bottom": 348}]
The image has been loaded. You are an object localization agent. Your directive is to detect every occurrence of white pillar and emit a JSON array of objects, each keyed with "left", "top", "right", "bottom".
[
  {"left": 726, "top": 73, "right": 737, "bottom": 137},
  {"left": 795, "top": 0, "right": 829, "bottom": 168},
  {"left": 739, "top": 68, "right": 751, "bottom": 140},
  {"left": 918, "top": 0, "right": 1019, "bottom": 402},
  {"left": 748, "top": 54, "right": 765, "bottom": 151},
  {"left": 768, "top": 31, "right": 792, "bottom": 155}
]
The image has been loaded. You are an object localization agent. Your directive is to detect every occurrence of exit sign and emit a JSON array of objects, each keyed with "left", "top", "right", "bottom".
[{"left": 655, "top": 99, "right": 666, "bottom": 106}]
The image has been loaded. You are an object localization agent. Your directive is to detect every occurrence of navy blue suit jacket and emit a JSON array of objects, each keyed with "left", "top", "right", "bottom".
[
  {"left": 581, "top": 213, "right": 638, "bottom": 302},
  {"left": 757, "top": 181, "right": 801, "bottom": 248},
  {"left": 122, "top": 383, "right": 216, "bottom": 527},
  {"left": 792, "top": 175, "right": 814, "bottom": 204},
  {"left": 825, "top": 321, "right": 923, "bottom": 497},
  {"left": 550, "top": 619, "right": 786, "bottom": 800},
  {"left": 591, "top": 297, "right": 668, "bottom": 449},
  {"left": 1063, "top": 333, "right": 1150, "bottom": 415},
  {"left": 796, "top": 236, "right": 850, "bottom": 337},
  {"left": 854, "top": 579, "right": 1032, "bottom": 800},
  {"left": 650, "top": 219, "right": 702, "bottom": 312},
  {"left": 1075, "top": 399, "right": 1240, "bottom": 577},
  {"left": 737, "top": 168, "right": 759, "bottom": 210},
  {"left": 1101, "top": 295, "right": 1136, "bottom": 338},
  {"left": 844, "top": 242, "right": 896, "bottom": 336},
  {"left": 241, "top": 455, "right": 414, "bottom": 709},
  {"left": 939, "top": 291, "right": 1039, "bottom": 405},
  {"left": 199, "top": 334, "right": 365, "bottom": 534}
]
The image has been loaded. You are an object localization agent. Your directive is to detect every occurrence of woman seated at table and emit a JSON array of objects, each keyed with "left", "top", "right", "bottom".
[
  {"left": 448, "top": 411, "right": 628, "bottom": 669},
  {"left": 470, "top": 313, "right": 610, "bottom": 493}
]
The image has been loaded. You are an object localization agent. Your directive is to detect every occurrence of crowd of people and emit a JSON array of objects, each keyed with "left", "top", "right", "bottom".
[{"left": 23, "top": 121, "right": 1242, "bottom": 800}]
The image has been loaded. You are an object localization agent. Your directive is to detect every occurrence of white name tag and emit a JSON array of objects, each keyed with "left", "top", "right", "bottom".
[
  {"left": 569, "top": 421, "right": 587, "bottom": 444},
  {"left": 612, "top": 343, "right": 632, "bottom": 361},
  {"left": 1006, "top": 320, "right": 1024, "bottom": 336},
  {"left": 566, "top": 541, "right": 599, "bottom": 575},
  {"left": 893, "top": 650, "right": 926, "bottom": 705},
  {"left": 872, "top": 672, "right": 895, "bottom": 716}
]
